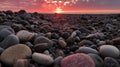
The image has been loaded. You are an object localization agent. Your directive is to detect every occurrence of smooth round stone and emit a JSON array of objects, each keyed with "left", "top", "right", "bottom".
[
  {"left": 16, "top": 30, "right": 35, "bottom": 41},
  {"left": 99, "top": 45, "right": 120, "bottom": 57},
  {"left": 76, "top": 47, "right": 99, "bottom": 54},
  {"left": 32, "top": 53, "right": 54, "bottom": 65},
  {"left": 13, "top": 59, "right": 29, "bottom": 67},
  {"left": 34, "top": 43, "right": 49, "bottom": 53},
  {"left": 88, "top": 53, "right": 103, "bottom": 67},
  {"left": 0, "top": 28, "right": 13, "bottom": 41},
  {"left": 0, "top": 44, "right": 32, "bottom": 66},
  {"left": 58, "top": 39, "right": 67, "bottom": 48},
  {"left": 104, "top": 57, "right": 120, "bottom": 67},
  {"left": 34, "top": 36, "right": 53, "bottom": 47},
  {"left": 0, "top": 34, "right": 19, "bottom": 49},
  {"left": 61, "top": 53, "right": 95, "bottom": 67},
  {"left": 0, "top": 25, "right": 15, "bottom": 34}
]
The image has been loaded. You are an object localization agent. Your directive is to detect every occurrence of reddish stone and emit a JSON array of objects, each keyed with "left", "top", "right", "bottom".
[{"left": 61, "top": 53, "right": 95, "bottom": 67}]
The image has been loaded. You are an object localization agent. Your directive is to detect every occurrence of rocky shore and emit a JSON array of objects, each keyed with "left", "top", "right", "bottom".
[{"left": 0, "top": 10, "right": 120, "bottom": 67}]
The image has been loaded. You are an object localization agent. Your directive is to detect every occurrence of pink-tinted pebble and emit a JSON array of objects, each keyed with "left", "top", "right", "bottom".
[{"left": 61, "top": 53, "right": 95, "bottom": 67}]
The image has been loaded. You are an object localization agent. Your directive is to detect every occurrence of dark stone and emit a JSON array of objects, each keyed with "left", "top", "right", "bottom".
[
  {"left": 0, "top": 34, "right": 19, "bottom": 49},
  {"left": 104, "top": 57, "right": 120, "bottom": 67}
]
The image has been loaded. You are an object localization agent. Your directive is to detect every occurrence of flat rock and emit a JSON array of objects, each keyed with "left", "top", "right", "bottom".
[
  {"left": 34, "top": 36, "right": 53, "bottom": 48},
  {"left": 61, "top": 53, "right": 95, "bottom": 67},
  {"left": 76, "top": 47, "right": 99, "bottom": 54},
  {"left": 0, "top": 44, "right": 32, "bottom": 66},
  {"left": 32, "top": 53, "right": 54, "bottom": 65},
  {"left": 99, "top": 45, "right": 120, "bottom": 57}
]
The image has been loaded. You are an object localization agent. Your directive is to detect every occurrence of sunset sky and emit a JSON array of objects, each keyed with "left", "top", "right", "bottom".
[{"left": 0, "top": 0, "right": 120, "bottom": 13}]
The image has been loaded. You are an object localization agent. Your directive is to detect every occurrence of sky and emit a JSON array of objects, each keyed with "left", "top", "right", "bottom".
[{"left": 0, "top": 0, "right": 120, "bottom": 13}]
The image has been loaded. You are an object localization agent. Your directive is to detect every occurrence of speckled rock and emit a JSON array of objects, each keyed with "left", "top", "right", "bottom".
[
  {"left": 88, "top": 53, "right": 103, "bottom": 67},
  {"left": 0, "top": 34, "right": 19, "bottom": 49},
  {"left": 16, "top": 30, "right": 35, "bottom": 41},
  {"left": 0, "top": 44, "right": 32, "bottom": 66},
  {"left": 32, "top": 53, "right": 54, "bottom": 65},
  {"left": 104, "top": 57, "right": 120, "bottom": 67},
  {"left": 13, "top": 59, "right": 29, "bottom": 67},
  {"left": 76, "top": 47, "right": 99, "bottom": 54},
  {"left": 99, "top": 45, "right": 120, "bottom": 57},
  {"left": 61, "top": 53, "right": 95, "bottom": 67}
]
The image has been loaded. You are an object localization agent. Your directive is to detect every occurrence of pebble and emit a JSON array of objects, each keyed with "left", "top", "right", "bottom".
[
  {"left": 78, "top": 40, "right": 94, "bottom": 47},
  {"left": 88, "top": 53, "right": 103, "bottom": 67},
  {"left": 111, "top": 37, "right": 120, "bottom": 45},
  {"left": 54, "top": 56, "right": 63, "bottom": 65},
  {"left": 61, "top": 53, "right": 95, "bottom": 67},
  {"left": 58, "top": 39, "right": 67, "bottom": 48},
  {"left": 51, "top": 33, "right": 59, "bottom": 39},
  {"left": 0, "top": 28, "right": 13, "bottom": 41},
  {"left": 0, "top": 25, "right": 15, "bottom": 34},
  {"left": 0, "top": 44, "right": 32, "bottom": 66},
  {"left": 76, "top": 46, "right": 99, "bottom": 54},
  {"left": 16, "top": 30, "right": 35, "bottom": 41},
  {"left": 104, "top": 57, "right": 120, "bottom": 67},
  {"left": 99, "top": 45, "right": 120, "bottom": 57},
  {"left": 34, "top": 43, "right": 49, "bottom": 53},
  {"left": 32, "top": 53, "right": 54, "bottom": 65},
  {"left": 0, "top": 34, "right": 19, "bottom": 49},
  {"left": 34, "top": 36, "right": 53, "bottom": 48},
  {"left": 13, "top": 59, "right": 29, "bottom": 67}
]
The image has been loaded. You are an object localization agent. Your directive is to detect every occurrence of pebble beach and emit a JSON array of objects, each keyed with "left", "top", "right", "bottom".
[{"left": 0, "top": 10, "right": 120, "bottom": 67}]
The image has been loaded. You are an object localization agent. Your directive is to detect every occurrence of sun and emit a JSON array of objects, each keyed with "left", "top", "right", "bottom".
[{"left": 55, "top": 7, "right": 63, "bottom": 13}]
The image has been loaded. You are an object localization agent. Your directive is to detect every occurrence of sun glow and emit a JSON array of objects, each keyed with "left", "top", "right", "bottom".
[{"left": 55, "top": 7, "right": 63, "bottom": 13}]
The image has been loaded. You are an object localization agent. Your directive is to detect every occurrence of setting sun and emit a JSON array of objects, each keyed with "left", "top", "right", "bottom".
[{"left": 55, "top": 7, "right": 63, "bottom": 13}]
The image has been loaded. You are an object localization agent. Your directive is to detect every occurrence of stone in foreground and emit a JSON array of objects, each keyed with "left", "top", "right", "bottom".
[{"left": 61, "top": 53, "right": 95, "bottom": 67}]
